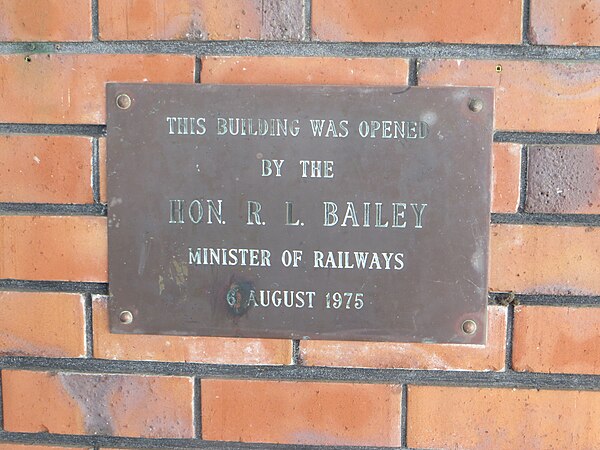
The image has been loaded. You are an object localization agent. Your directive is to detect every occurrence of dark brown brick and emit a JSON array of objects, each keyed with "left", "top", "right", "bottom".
[{"left": 526, "top": 145, "right": 600, "bottom": 214}]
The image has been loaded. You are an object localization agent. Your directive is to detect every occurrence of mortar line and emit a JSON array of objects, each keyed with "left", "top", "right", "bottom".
[
  {"left": 0, "top": 203, "right": 106, "bottom": 216},
  {"left": 0, "top": 280, "right": 109, "bottom": 295},
  {"left": 505, "top": 304, "right": 515, "bottom": 371},
  {"left": 194, "top": 55, "right": 202, "bottom": 83},
  {"left": 0, "top": 432, "right": 409, "bottom": 450},
  {"left": 84, "top": 293, "right": 94, "bottom": 358},
  {"left": 0, "top": 371, "right": 4, "bottom": 431},
  {"left": 3, "top": 357, "right": 600, "bottom": 391},
  {"left": 92, "top": 137, "right": 101, "bottom": 204},
  {"left": 517, "top": 144, "right": 528, "bottom": 213},
  {"left": 91, "top": 0, "right": 100, "bottom": 41},
  {"left": 522, "top": 0, "right": 532, "bottom": 45},
  {"left": 194, "top": 377, "right": 202, "bottom": 439},
  {"left": 304, "top": 0, "right": 313, "bottom": 41},
  {"left": 408, "top": 58, "right": 418, "bottom": 86},
  {"left": 401, "top": 384, "right": 408, "bottom": 447},
  {"left": 292, "top": 339, "right": 301, "bottom": 365},
  {"left": 1, "top": 41, "right": 600, "bottom": 61}
]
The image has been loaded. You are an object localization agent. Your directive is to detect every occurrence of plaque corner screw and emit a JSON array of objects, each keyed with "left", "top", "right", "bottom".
[
  {"left": 119, "top": 310, "right": 133, "bottom": 325},
  {"left": 116, "top": 93, "right": 132, "bottom": 110},
  {"left": 461, "top": 319, "right": 477, "bottom": 335},
  {"left": 468, "top": 98, "right": 483, "bottom": 113}
]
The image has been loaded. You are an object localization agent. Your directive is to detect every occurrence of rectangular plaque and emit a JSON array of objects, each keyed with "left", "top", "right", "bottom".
[{"left": 107, "top": 84, "right": 493, "bottom": 343}]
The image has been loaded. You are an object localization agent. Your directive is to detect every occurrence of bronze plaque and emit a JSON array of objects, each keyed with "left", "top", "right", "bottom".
[{"left": 107, "top": 84, "right": 492, "bottom": 344}]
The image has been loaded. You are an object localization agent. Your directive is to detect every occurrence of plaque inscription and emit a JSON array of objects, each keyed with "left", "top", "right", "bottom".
[{"left": 107, "top": 84, "right": 493, "bottom": 343}]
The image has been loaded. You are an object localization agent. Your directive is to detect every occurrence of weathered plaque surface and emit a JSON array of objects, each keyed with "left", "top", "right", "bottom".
[{"left": 107, "top": 84, "right": 492, "bottom": 344}]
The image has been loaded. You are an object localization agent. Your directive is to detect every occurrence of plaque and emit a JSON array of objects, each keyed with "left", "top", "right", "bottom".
[{"left": 107, "top": 84, "right": 493, "bottom": 344}]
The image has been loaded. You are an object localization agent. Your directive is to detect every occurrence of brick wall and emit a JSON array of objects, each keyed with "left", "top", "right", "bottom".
[{"left": 0, "top": 1, "right": 599, "bottom": 449}]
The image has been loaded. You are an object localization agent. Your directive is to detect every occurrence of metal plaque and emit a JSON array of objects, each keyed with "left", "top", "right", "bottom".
[{"left": 107, "top": 84, "right": 493, "bottom": 343}]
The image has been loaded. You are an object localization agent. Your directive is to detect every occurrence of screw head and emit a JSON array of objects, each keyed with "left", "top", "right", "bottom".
[
  {"left": 119, "top": 310, "right": 133, "bottom": 324},
  {"left": 462, "top": 319, "right": 477, "bottom": 335},
  {"left": 116, "top": 93, "right": 132, "bottom": 110},
  {"left": 468, "top": 98, "right": 483, "bottom": 113}
]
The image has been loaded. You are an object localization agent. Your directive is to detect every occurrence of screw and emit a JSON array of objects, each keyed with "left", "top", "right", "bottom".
[
  {"left": 119, "top": 310, "right": 133, "bottom": 324},
  {"left": 116, "top": 93, "right": 132, "bottom": 110},
  {"left": 462, "top": 319, "right": 477, "bottom": 335},
  {"left": 495, "top": 64, "right": 502, "bottom": 73},
  {"left": 468, "top": 98, "right": 483, "bottom": 113}
]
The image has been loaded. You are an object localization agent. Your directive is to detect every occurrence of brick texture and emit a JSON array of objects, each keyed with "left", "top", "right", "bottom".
[
  {"left": 201, "top": 56, "right": 409, "bottom": 85},
  {"left": 0, "top": 216, "right": 107, "bottom": 281},
  {"left": 526, "top": 145, "right": 600, "bottom": 214},
  {"left": 300, "top": 305, "right": 506, "bottom": 370},
  {"left": 0, "top": 54, "right": 195, "bottom": 124},
  {"left": 490, "top": 224, "right": 600, "bottom": 295},
  {"left": 312, "top": 0, "right": 523, "bottom": 44},
  {"left": 0, "top": 292, "right": 85, "bottom": 357},
  {"left": 530, "top": 0, "right": 600, "bottom": 46},
  {"left": 93, "top": 296, "right": 292, "bottom": 364},
  {"left": 492, "top": 143, "right": 521, "bottom": 213},
  {"left": 0, "top": 0, "right": 92, "bottom": 42},
  {"left": 0, "top": 135, "right": 93, "bottom": 204},
  {"left": 419, "top": 59, "right": 600, "bottom": 133},
  {"left": 2, "top": 370, "right": 194, "bottom": 438},
  {"left": 99, "top": 0, "right": 304, "bottom": 41},
  {"left": 202, "top": 379, "right": 402, "bottom": 446},
  {"left": 408, "top": 386, "right": 600, "bottom": 449},
  {"left": 513, "top": 305, "right": 600, "bottom": 375}
]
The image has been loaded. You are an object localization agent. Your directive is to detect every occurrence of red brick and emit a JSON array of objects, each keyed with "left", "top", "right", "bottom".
[
  {"left": 492, "top": 143, "right": 521, "bottom": 213},
  {"left": 490, "top": 224, "right": 600, "bottom": 295},
  {"left": 0, "top": 292, "right": 85, "bottom": 357},
  {"left": 2, "top": 370, "right": 194, "bottom": 438},
  {"left": 0, "top": 135, "right": 93, "bottom": 204},
  {"left": 0, "top": 54, "right": 195, "bottom": 124},
  {"left": 419, "top": 59, "right": 600, "bottom": 133},
  {"left": 201, "top": 56, "right": 409, "bottom": 85},
  {"left": 0, "top": 216, "right": 107, "bottom": 282},
  {"left": 300, "top": 305, "right": 506, "bottom": 370},
  {"left": 93, "top": 296, "right": 292, "bottom": 364},
  {"left": 0, "top": 0, "right": 92, "bottom": 42},
  {"left": 513, "top": 305, "right": 600, "bottom": 375},
  {"left": 525, "top": 145, "right": 600, "bottom": 214},
  {"left": 99, "top": 0, "right": 304, "bottom": 41},
  {"left": 312, "top": 0, "right": 522, "bottom": 44},
  {"left": 530, "top": 0, "right": 600, "bottom": 46},
  {"left": 202, "top": 379, "right": 402, "bottom": 446},
  {"left": 408, "top": 386, "right": 600, "bottom": 449}
]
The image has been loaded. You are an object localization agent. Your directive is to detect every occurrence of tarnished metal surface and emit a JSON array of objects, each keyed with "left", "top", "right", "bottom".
[{"left": 107, "top": 84, "right": 493, "bottom": 343}]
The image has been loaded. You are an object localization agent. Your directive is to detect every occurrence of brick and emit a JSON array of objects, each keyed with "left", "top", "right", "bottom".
[
  {"left": 492, "top": 143, "right": 521, "bottom": 213},
  {"left": 0, "top": 216, "right": 107, "bottom": 281},
  {"left": 0, "top": 54, "right": 195, "bottom": 124},
  {"left": 202, "top": 379, "right": 402, "bottom": 446},
  {"left": 201, "top": 56, "right": 409, "bottom": 85},
  {"left": 513, "top": 305, "right": 600, "bottom": 375},
  {"left": 0, "top": 0, "right": 92, "bottom": 42},
  {"left": 418, "top": 59, "right": 600, "bottom": 133},
  {"left": 300, "top": 305, "right": 506, "bottom": 370},
  {"left": 408, "top": 386, "right": 600, "bottom": 449},
  {"left": 312, "top": 0, "right": 522, "bottom": 44},
  {"left": 93, "top": 296, "right": 292, "bottom": 364},
  {"left": 99, "top": 0, "right": 304, "bottom": 41},
  {"left": 0, "top": 445, "right": 88, "bottom": 450},
  {"left": 530, "top": 0, "right": 600, "bottom": 46},
  {"left": 490, "top": 224, "right": 600, "bottom": 295},
  {"left": 2, "top": 370, "right": 194, "bottom": 438},
  {"left": 0, "top": 292, "right": 85, "bottom": 357},
  {"left": 0, "top": 135, "right": 93, "bottom": 204},
  {"left": 525, "top": 145, "right": 600, "bottom": 214}
]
